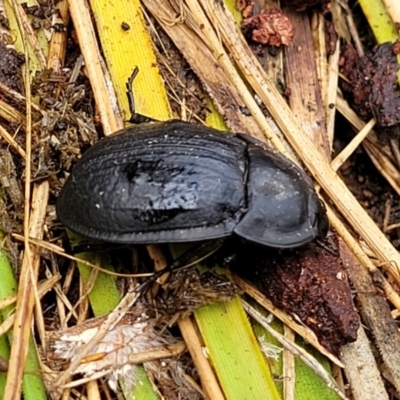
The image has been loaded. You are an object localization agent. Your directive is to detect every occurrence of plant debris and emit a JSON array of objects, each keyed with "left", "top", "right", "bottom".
[
  {"left": 282, "top": 0, "right": 331, "bottom": 12},
  {"left": 339, "top": 42, "right": 400, "bottom": 131},
  {"left": 48, "top": 305, "right": 201, "bottom": 399},
  {"left": 324, "top": 19, "right": 338, "bottom": 55},
  {"left": 154, "top": 268, "right": 241, "bottom": 321},
  {"left": 0, "top": 40, "right": 25, "bottom": 94},
  {"left": 241, "top": 7, "right": 294, "bottom": 47},
  {"left": 152, "top": 28, "right": 207, "bottom": 120},
  {"left": 46, "top": 265, "right": 238, "bottom": 397}
]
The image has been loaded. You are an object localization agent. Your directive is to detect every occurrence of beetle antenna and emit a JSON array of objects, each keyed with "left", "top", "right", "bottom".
[{"left": 135, "top": 240, "right": 224, "bottom": 293}]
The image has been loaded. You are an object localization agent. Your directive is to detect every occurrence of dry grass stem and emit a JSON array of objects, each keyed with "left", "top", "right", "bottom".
[
  {"left": 337, "top": 95, "right": 399, "bottom": 170},
  {"left": 0, "top": 98, "right": 26, "bottom": 125},
  {"left": 4, "top": 182, "right": 49, "bottom": 400},
  {"left": 340, "top": 240, "right": 400, "bottom": 394},
  {"left": 12, "top": 233, "right": 153, "bottom": 278},
  {"left": 339, "top": 0, "right": 364, "bottom": 56},
  {"left": 47, "top": 0, "right": 69, "bottom": 71},
  {"left": 67, "top": 0, "right": 123, "bottom": 134},
  {"left": 0, "top": 80, "right": 43, "bottom": 114},
  {"left": 311, "top": 12, "right": 328, "bottom": 113},
  {"left": 363, "top": 140, "right": 400, "bottom": 197},
  {"left": 144, "top": 0, "right": 287, "bottom": 150},
  {"left": 283, "top": 326, "right": 296, "bottom": 400},
  {"left": 331, "top": 118, "right": 376, "bottom": 171},
  {"left": 178, "top": 317, "right": 225, "bottom": 400},
  {"left": 59, "top": 343, "right": 187, "bottom": 390},
  {"left": 326, "top": 46, "right": 340, "bottom": 148},
  {"left": 0, "top": 275, "right": 60, "bottom": 337},
  {"left": 0, "top": 124, "right": 26, "bottom": 159}
]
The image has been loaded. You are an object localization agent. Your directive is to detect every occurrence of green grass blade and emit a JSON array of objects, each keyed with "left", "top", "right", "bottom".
[
  {"left": 358, "top": 0, "right": 398, "bottom": 44},
  {"left": 0, "top": 333, "right": 9, "bottom": 399},
  {"left": 295, "top": 339, "right": 340, "bottom": 400},
  {"left": 195, "top": 297, "right": 281, "bottom": 400}
]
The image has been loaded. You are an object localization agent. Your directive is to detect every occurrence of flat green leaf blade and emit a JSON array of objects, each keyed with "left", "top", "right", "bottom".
[{"left": 195, "top": 297, "right": 281, "bottom": 400}]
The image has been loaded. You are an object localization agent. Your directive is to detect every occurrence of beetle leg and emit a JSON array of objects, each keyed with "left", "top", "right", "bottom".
[
  {"left": 126, "top": 66, "right": 158, "bottom": 124},
  {"left": 135, "top": 240, "right": 225, "bottom": 293},
  {"left": 126, "top": 66, "right": 139, "bottom": 116},
  {"left": 315, "top": 234, "right": 339, "bottom": 257}
]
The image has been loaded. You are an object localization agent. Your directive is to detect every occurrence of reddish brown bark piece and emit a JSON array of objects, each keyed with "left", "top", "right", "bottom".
[
  {"left": 253, "top": 243, "right": 359, "bottom": 355},
  {"left": 241, "top": 8, "right": 294, "bottom": 47},
  {"left": 339, "top": 42, "right": 400, "bottom": 128},
  {"left": 236, "top": 0, "right": 254, "bottom": 19}
]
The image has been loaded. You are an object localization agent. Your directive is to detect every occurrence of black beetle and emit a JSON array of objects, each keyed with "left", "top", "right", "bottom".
[{"left": 57, "top": 120, "right": 328, "bottom": 249}]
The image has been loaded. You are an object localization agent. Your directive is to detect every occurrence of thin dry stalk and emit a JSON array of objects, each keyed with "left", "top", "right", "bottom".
[
  {"left": 12, "top": 234, "right": 151, "bottom": 279},
  {"left": 0, "top": 80, "right": 43, "bottom": 113},
  {"left": 339, "top": 0, "right": 364, "bottom": 56},
  {"left": 0, "top": 275, "right": 60, "bottom": 338},
  {"left": 319, "top": 1, "right": 344, "bottom": 150},
  {"left": 0, "top": 98, "right": 26, "bottom": 126},
  {"left": 331, "top": 118, "right": 376, "bottom": 171},
  {"left": 3, "top": 3, "right": 42, "bottom": 396},
  {"left": 4, "top": 182, "right": 49, "bottom": 400},
  {"left": 0, "top": 275, "right": 60, "bottom": 313},
  {"left": 86, "top": 380, "right": 101, "bottom": 400},
  {"left": 339, "top": 240, "right": 400, "bottom": 393},
  {"left": 60, "top": 343, "right": 187, "bottom": 389},
  {"left": 144, "top": 0, "right": 286, "bottom": 149},
  {"left": 0, "top": 124, "right": 26, "bottom": 159},
  {"left": 178, "top": 317, "right": 224, "bottom": 400},
  {"left": 283, "top": 326, "right": 296, "bottom": 400},
  {"left": 364, "top": 141, "right": 400, "bottom": 197},
  {"left": 311, "top": 12, "right": 328, "bottom": 113}
]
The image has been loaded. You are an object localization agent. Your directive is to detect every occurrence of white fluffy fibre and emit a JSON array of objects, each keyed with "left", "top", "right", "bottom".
[{"left": 53, "top": 321, "right": 174, "bottom": 392}]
